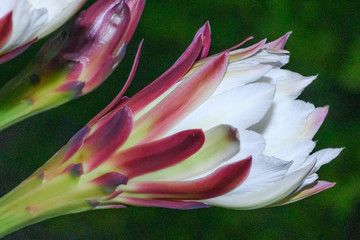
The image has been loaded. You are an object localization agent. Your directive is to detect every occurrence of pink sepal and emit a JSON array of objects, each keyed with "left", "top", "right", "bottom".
[
  {"left": 95, "top": 204, "right": 127, "bottom": 209},
  {"left": 83, "top": 43, "right": 127, "bottom": 93},
  {"left": 199, "top": 21, "right": 211, "bottom": 59},
  {"left": 136, "top": 51, "right": 229, "bottom": 140},
  {"left": 61, "top": 126, "right": 91, "bottom": 164},
  {"left": 112, "top": 129, "right": 205, "bottom": 178},
  {"left": 118, "top": 197, "right": 210, "bottom": 209},
  {"left": 229, "top": 39, "right": 266, "bottom": 62},
  {"left": 89, "top": 96, "right": 129, "bottom": 127},
  {"left": 84, "top": 106, "right": 133, "bottom": 171},
  {"left": 182, "top": 36, "right": 253, "bottom": 77},
  {"left": 263, "top": 31, "right": 292, "bottom": 50},
  {"left": 89, "top": 40, "right": 143, "bottom": 125},
  {"left": 123, "top": 0, "right": 146, "bottom": 43},
  {"left": 125, "top": 156, "right": 252, "bottom": 200},
  {"left": 126, "top": 22, "right": 211, "bottom": 114},
  {"left": 227, "top": 36, "right": 254, "bottom": 52}
]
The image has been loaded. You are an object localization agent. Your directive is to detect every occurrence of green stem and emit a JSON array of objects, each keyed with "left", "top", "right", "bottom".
[
  {"left": 0, "top": 194, "right": 92, "bottom": 238},
  {"left": 0, "top": 204, "right": 37, "bottom": 238},
  {"left": 0, "top": 172, "right": 96, "bottom": 238},
  {"left": 0, "top": 68, "right": 75, "bottom": 131}
]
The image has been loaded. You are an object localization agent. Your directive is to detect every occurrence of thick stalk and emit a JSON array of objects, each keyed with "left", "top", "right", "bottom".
[
  {"left": 0, "top": 69, "right": 74, "bottom": 131},
  {"left": 0, "top": 170, "right": 97, "bottom": 238}
]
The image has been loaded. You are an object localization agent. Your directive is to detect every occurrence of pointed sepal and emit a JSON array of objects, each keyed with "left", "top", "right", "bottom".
[
  {"left": 110, "top": 129, "right": 205, "bottom": 178},
  {"left": 121, "top": 156, "right": 252, "bottom": 200}
]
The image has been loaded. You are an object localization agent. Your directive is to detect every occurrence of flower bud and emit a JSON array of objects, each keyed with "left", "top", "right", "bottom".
[
  {"left": 0, "top": 0, "right": 145, "bottom": 130},
  {"left": 0, "top": 0, "right": 87, "bottom": 63}
]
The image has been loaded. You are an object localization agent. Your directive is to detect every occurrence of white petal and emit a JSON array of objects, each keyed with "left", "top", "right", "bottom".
[
  {"left": 300, "top": 106, "right": 329, "bottom": 140},
  {"left": 1, "top": 0, "right": 48, "bottom": 53},
  {"left": 306, "top": 148, "right": 343, "bottom": 173},
  {"left": 212, "top": 63, "right": 273, "bottom": 96},
  {"left": 258, "top": 68, "right": 316, "bottom": 100},
  {"left": 237, "top": 130, "right": 266, "bottom": 159},
  {"left": 202, "top": 160, "right": 315, "bottom": 209},
  {"left": 168, "top": 83, "right": 275, "bottom": 134},
  {"left": 29, "top": 0, "right": 86, "bottom": 38},
  {"left": 0, "top": 0, "right": 13, "bottom": 17},
  {"left": 251, "top": 99, "right": 315, "bottom": 143},
  {"left": 231, "top": 155, "right": 292, "bottom": 194},
  {"left": 1, "top": 0, "right": 85, "bottom": 54},
  {"left": 300, "top": 173, "right": 319, "bottom": 188},
  {"left": 184, "top": 129, "right": 266, "bottom": 181},
  {"left": 241, "top": 50, "right": 289, "bottom": 67},
  {"left": 265, "top": 139, "right": 316, "bottom": 173},
  {"left": 285, "top": 148, "right": 342, "bottom": 190}
]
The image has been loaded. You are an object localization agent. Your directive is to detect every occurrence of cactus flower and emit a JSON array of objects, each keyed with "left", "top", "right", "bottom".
[
  {"left": 0, "top": 0, "right": 87, "bottom": 64},
  {"left": 0, "top": 23, "right": 342, "bottom": 237},
  {"left": 0, "top": 0, "right": 145, "bottom": 131}
]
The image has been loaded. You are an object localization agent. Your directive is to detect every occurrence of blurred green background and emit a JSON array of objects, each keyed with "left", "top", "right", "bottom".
[{"left": 0, "top": 0, "right": 359, "bottom": 239}]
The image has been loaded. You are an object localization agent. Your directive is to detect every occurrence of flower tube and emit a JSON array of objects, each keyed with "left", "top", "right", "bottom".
[
  {"left": 0, "top": 0, "right": 87, "bottom": 63},
  {"left": 0, "top": 22, "right": 342, "bottom": 237},
  {"left": 0, "top": 0, "right": 145, "bottom": 131}
]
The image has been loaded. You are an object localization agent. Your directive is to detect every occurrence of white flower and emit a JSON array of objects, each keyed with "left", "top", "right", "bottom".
[
  {"left": 103, "top": 23, "right": 342, "bottom": 209},
  {"left": 0, "top": 23, "right": 343, "bottom": 239}
]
